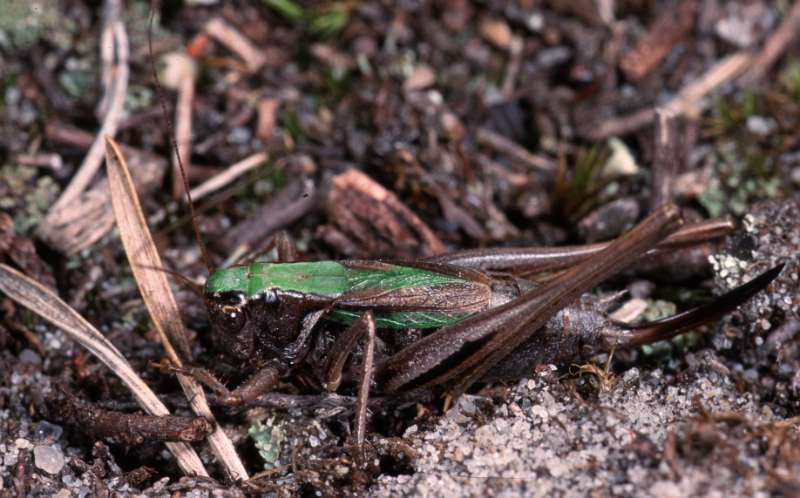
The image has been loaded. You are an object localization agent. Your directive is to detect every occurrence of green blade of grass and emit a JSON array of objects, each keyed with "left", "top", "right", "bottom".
[{"left": 265, "top": 0, "right": 305, "bottom": 22}]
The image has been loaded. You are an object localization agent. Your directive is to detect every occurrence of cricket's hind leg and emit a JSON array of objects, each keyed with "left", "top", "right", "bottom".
[
  {"left": 378, "top": 204, "right": 684, "bottom": 396},
  {"left": 320, "top": 312, "right": 377, "bottom": 450},
  {"left": 427, "top": 218, "right": 733, "bottom": 274},
  {"left": 605, "top": 264, "right": 784, "bottom": 349}
]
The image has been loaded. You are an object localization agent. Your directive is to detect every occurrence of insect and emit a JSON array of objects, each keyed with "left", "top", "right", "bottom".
[
  {"left": 139, "top": 8, "right": 781, "bottom": 447},
  {"left": 193, "top": 201, "right": 782, "bottom": 446}
]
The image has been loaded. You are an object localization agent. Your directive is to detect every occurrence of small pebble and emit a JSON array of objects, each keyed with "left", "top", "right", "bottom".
[
  {"left": 623, "top": 368, "right": 640, "bottom": 384},
  {"left": 15, "top": 438, "right": 32, "bottom": 450},
  {"left": 479, "top": 17, "right": 513, "bottom": 49},
  {"left": 791, "top": 167, "right": 800, "bottom": 186},
  {"left": 34, "top": 445, "right": 65, "bottom": 475},
  {"left": 18, "top": 349, "right": 41, "bottom": 365},
  {"left": 746, "top": 116, "right": 776, "bottom": 136},
  {"left": 35, "top": 421, "right": 64, "bottom": 443}
]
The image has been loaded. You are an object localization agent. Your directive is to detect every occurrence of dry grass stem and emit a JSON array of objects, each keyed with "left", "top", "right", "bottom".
[
  {"left": 204, "top": 17, "right": 266, "bottom": 72},
  {"left": 665, "top": 51, "right": 754, "bottom": 117},
  {"left": 189, "top": 151, "right": 269, "bottom": 202},
  {"left": 0, "top": 264, "right": 208, "bottom": 477},
  {"left": 618, "top": 0, "right": 696, "bottom": 81},
  {"left": 38, "top": 144, "right": 165, "bottom": 255},
  {"left": 104, "top": 137, "right": 249, "bottom": 480},
  {"left": 741, "top": 0, "right": 800, "bottom": 85},
  {"left": 585, "top": 50, "right": 754, "bottom": 139},
  {"left": 173, "top": 68, "right": 195, "bottom": 199},
  {"left": 97, "top": 0, "right": 122, "bottom": 117},
  {"left": 49, "top": 8, "right": 129, "bottom": 212}
]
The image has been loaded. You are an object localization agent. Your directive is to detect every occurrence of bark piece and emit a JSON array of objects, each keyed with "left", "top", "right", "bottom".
[
  {"left": 319, "top": 169, "right": 445, "bottom": 259},
  {"left": 619, "top": 0, "right": 697, "bottom": 81}
]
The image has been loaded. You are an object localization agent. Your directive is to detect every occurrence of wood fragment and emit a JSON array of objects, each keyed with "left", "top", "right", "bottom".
[
  {"left": 319, "top": 169, "right": 445, "bottom": 259},
  {"left": 0, "top": 212, "right": 56, "bottom": 289},
  {"left": 619, "top": 0, "right": 697, "bottom": 81},
  {"left": 740, "top": 0, "right": 800, "bottom": 85},
  {"left": 403, "top": 65, "right": 436, "bottom": 93},
  {"left": 15, "top": 153, "right": 64, "bottom": 172},
  {"left": 475, "top": 127, "right": 555, "bottom": 173},
  {"left": 50, "top": 389, "right": 213, "bottom": 445},
  {"left": 609, "top": 298, "right": 648, "bottom": 323},
  {"left": 222, "top": 174, "right": 316, "bottom": 254},
  {"left": 256, "top": 98, "right": 280, "bottom": 141},
  {"left": 479, "top": 17, "right": 513, "bottom": 49},
  {"left": 501, "top": 37, "right": 523, "bottom": 98}
]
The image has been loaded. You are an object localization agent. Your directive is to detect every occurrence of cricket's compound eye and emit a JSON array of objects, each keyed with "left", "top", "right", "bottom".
[
  {"left": 222, "top": 304, "right": 241, "bottom": 317},
  {"left": 208, "top": 293, "right": 247, "bottom": 335}
]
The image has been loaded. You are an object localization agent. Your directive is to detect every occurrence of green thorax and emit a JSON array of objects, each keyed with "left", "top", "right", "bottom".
[{"left": 205, "top": 261, "right": 483, "bottom": 329}]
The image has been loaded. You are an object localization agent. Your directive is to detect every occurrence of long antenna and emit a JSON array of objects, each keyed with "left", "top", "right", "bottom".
[{"left": 148, "top": 0, "right": 213, "bottom": 275}]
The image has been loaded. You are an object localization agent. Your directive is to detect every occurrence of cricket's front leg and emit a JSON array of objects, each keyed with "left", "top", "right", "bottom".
[
  {"left": 321, "top": 312, "right": 376, "bottom": 448},
  {"left": 216, "top": 309, "right": 326, "bottom": 407},
  {"left": 216, "top": 365, "right": 281, "bottom": 407},
  {"left": 167, "top": 362, "right": 279, "bottom": 407}
]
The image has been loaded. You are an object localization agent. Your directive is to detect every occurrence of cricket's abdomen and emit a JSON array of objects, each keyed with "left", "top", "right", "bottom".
[{"left": 205, "top": 260, "right": 493, "bottom": 329}]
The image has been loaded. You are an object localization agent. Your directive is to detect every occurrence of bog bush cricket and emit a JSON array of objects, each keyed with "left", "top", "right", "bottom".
[
  {"left": 189, "top": 195, "right": 782, "bottom": 447},
  {"left": 137, "top": 35, "right": 783, "bottom": 452},
  {"left": 131, "top": 5, "right": 783, "bottom": 460}
]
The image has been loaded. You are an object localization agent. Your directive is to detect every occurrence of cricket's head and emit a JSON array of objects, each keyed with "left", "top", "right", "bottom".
[
  {"left": 203, "top": 266, "right": 263, "bottom": 365},
  {"left": 203, "top": 265, "right": 319, "bottom": 369},
  {"left": 204, "top": 289, "right": 254, "bottom": 363}
]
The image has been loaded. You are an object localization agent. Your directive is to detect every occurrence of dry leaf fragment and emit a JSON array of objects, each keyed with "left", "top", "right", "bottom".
[
  {"left": 0, "top": 264, "right": 208, "bottom": 477},
  {"left": 104, "top": 137, "right": 248, "bottom": 481}
]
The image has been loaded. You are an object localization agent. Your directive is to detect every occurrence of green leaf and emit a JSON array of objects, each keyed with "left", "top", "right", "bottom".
[
  {"left": 265, "top": 0, "right": 305, "bottom": 22},
  {"left": 310, "top": 6, "right": 349, "bottom": 37}
]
